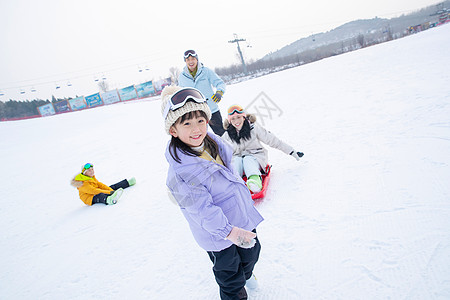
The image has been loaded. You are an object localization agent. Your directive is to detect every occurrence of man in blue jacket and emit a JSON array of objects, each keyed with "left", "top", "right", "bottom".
[{"left": 178, "top": 49, "right": 226, "bottom": 136}]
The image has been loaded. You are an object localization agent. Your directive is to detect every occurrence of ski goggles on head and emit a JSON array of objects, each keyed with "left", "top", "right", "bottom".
[
  {"left": 227, "top": 105, "right": 245, "bottom": 115},
  {"left": 183, "top": 50, "right": 198, "bottom": 59},
  {"left": 163, "top": 88, "right": 206, "bottom": 119},
  {"left": 82, "top": 163, "right": 93, "bottom": 172}
]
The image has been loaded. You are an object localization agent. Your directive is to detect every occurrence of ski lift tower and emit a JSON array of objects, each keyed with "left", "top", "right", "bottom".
[{"left": 228, "top": 34, "right": 248, "bottom": 75}]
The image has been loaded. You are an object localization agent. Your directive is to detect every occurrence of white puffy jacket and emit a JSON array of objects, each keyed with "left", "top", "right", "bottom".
[{"left": 221, "top": 114, "right": 295, "bottom": 169}]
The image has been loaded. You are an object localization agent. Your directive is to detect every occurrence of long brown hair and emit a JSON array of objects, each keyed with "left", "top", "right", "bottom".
[{"left": 169, "top": 110, "right": 219, "bottom": 163}]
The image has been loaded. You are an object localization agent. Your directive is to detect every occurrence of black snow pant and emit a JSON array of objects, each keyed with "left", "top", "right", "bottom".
[
  {"left": 91, "top": 179, "right": 130, "bottom": 204},
  {"left": 209, "top": 110, "right": 225, "bottom": 136},
  {"left": 207, "top": 230, "right": 261, "bottom": 300}
]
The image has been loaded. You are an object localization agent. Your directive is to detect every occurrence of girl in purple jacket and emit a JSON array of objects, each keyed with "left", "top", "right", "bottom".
[{"left": 161, "top": 85, "right": 264, "bottom": 300}]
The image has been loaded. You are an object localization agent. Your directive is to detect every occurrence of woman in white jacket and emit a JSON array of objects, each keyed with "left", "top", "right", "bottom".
[{"left": 222, "top": 104, "right": 304, "bottom": 193}]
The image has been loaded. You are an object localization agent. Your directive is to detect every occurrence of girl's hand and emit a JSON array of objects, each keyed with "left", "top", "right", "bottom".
[
  {"left": 290, "top": 151, "right": 304, "bottom": 161},
  {"left": 226, "top": 227, "right": 257, "bottom": 249}
]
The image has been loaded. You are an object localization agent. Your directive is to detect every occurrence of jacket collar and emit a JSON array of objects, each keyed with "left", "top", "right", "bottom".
[
  {"left": 183, "top": 62, "right": 204, "bottom": 80},
  {"left": 165, "top": 133, "right": 236, "bottom": 183},
  {"left": 74, "top": 173, "right": 94, "bottom": 181}
]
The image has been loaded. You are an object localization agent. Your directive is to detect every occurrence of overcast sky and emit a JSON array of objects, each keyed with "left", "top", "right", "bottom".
[{"left": 0, "top": 0, "right": 440, "bottom": 101}]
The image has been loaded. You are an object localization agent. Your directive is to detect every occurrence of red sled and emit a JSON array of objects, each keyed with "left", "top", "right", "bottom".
[{"left": 242, "top": 165, "right": 272, "bottom": 201}]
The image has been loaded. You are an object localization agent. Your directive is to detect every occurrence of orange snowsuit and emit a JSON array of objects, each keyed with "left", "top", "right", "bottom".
[{"left": 71, "top": 174, "right": 113, "bottom": 205}]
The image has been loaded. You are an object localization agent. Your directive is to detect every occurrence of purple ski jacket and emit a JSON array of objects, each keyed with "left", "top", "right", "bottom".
[{"left": 165, "top": 133, "right": 264, "bottom": 252}]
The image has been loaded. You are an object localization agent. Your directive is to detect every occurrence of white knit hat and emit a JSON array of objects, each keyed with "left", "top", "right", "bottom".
[{"left": 161, "top": 85, "right": 212, "bottom": 134}]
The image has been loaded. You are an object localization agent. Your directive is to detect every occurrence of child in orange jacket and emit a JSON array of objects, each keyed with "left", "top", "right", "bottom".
[{"left": 71, "top": 163, "right": 136, "bottom": 205}]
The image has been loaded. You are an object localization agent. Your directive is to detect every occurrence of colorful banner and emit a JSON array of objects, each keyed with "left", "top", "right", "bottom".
[
  {"left": 38, "top": 103, "right": 56, "bottom": 117},
  {"left": 154, "top": 78, "right": 172, "bottom": 94},
  {"left": 136, "top": 81, "right": 155, "bottom": 98},
  {"left": 85, "top": 93, "right": 103, "bottom": 108},
  {"left": 68, "top": 96, "right": 87, "bottom": 111},
  {"left": 101, "top": 90, "right": 121, "bottom": 105},
  {"left": 53, "top": 100, "right": 71, "bottom": 113},
  {"left": 118, "top": 85, "right": 138, "bottom": 101}
]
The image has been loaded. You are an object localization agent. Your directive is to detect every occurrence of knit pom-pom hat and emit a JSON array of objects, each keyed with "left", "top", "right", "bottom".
[{"left": 160, "top": 85, "right": 212, "bottom": 134}]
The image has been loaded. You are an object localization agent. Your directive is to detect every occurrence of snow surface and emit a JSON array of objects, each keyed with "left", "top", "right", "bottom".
[{"left": 1, "top": 25, "right": 450, "bottom": 300}]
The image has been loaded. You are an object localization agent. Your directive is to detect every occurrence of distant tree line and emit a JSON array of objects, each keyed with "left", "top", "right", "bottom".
[
  {"left": 0, "top": 99, "right": 49, "bottom": 120},
  {"left": 0, "top": 96, "right": 76, "bottom": 120}
]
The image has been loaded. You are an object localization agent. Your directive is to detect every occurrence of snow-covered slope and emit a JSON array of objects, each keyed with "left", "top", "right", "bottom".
[{"left": 1, "top": 24, "right": 449, "bottom": 300}]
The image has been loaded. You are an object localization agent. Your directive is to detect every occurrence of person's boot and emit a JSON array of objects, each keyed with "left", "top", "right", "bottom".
[
  {"left": 127, "top": 177, "right": 136, "bottom": 186},
  {"left": 246, "top": 273, "right": 258, "bottom": 289},
  {"left": 246, "top": 175, "right": 262, "bottom": 193},
  {"left": 106, "top": 188, "right": 123, "bottom": 205}
]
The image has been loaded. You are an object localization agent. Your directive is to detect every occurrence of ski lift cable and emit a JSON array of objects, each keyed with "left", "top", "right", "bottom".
[
  {"left": 0, "top": 58, "right": 149, "bottom": 91},
  {"left": 0, "top": 47, "right": 176, "bottom": 90}
]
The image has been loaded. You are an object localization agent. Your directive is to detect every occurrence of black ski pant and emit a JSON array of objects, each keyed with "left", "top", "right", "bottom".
[
  {"left": 207, "top": 230, "right": 261, "bottom": 300},
  {"left": 209, "top": 110, "right": 225, "bottom": 136},
  {"left": 92, "top": 179, "right": 130, "bottom": 204}
]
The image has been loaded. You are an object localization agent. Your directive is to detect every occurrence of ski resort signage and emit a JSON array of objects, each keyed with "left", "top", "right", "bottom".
[
  {"left": 53, "top": 100, "right": 71, "bottom": 113},
  {"left": 136, "top": 81, "right": 155, "bottom": 98},
  {"left": 68, "top": 97, "right": 87, "bottom": 111},
  {"left": 101, "top": 90, "right": 121, "bottom": 105},
  {"left": 37, "top": 103, "right": 56, "bottom": 117},
  {"left": 85, "top": 93, "right": 103, "bottom": 108},
  {"left": 118, "top": 85, "right": 138, "bottom": 101}
]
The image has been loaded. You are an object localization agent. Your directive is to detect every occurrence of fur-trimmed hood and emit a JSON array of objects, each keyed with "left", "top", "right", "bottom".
[
  {"left": 71, "top": 176, "right": 83, "bottom": 188},
  {"left": 70, "top": 173, "right": 94, "bottom": 188},
  {"left": 223, "top": 113, "right": 256, "bottom": 130}
]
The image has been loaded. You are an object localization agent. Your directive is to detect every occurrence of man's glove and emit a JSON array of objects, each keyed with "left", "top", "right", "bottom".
[
  {"left": 211, "top": 91, "right": 223, "bottom": 103},
  {"left": 226, "top": 227, "right": 257, "bottom": 249},
  {"left": 290, "top": 151, "right": 304, "bottom": 161}
]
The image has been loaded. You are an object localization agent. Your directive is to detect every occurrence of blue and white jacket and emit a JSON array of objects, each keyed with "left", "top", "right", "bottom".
[{"left": 178, "top": 62, "right": 226, "bottom": 114}]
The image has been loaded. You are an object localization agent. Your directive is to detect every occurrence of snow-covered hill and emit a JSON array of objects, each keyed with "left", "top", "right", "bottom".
[
  {"left": 263, "top": 2, "right": 448, "bottom": 61},
  {"left": 1, "top": 24, "right": 449, "bottom": 300}
]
